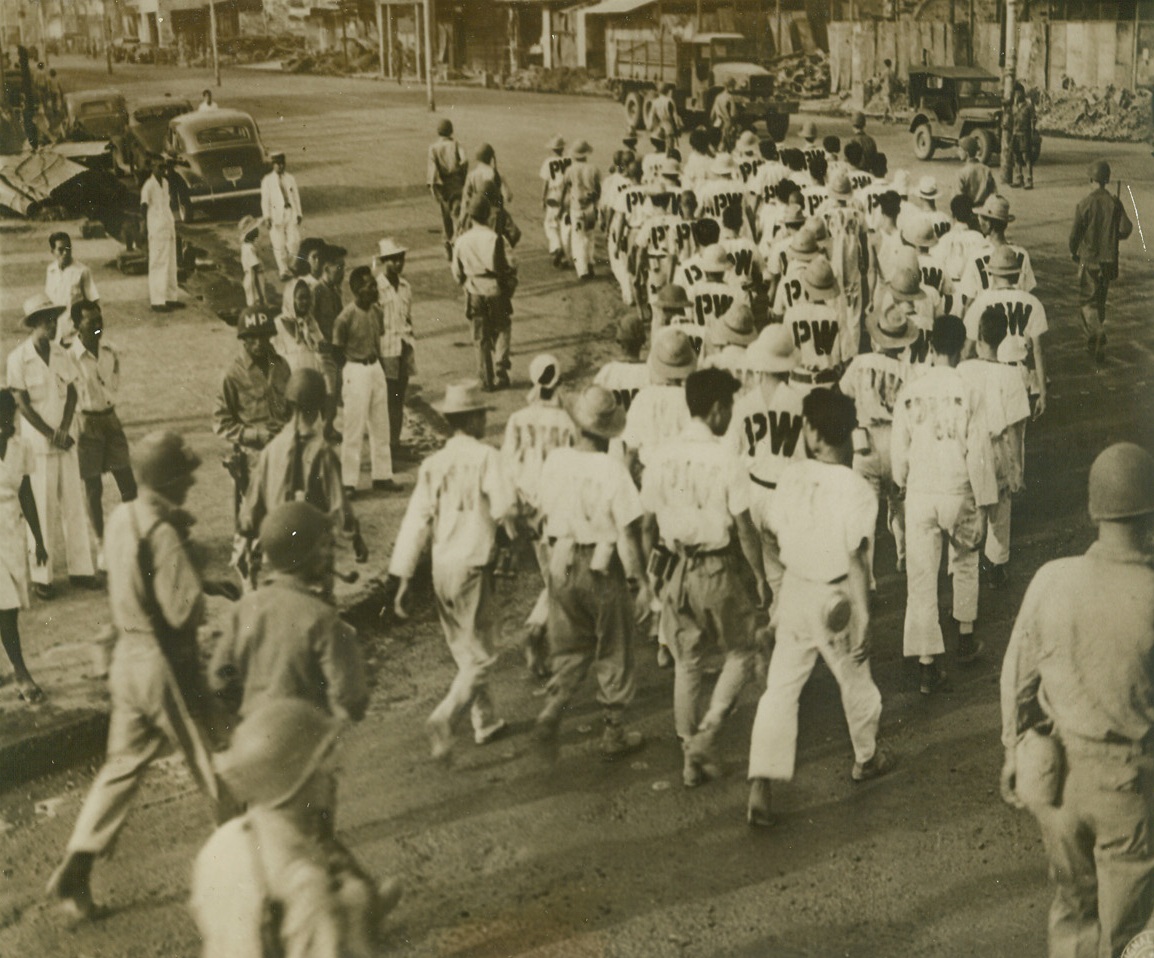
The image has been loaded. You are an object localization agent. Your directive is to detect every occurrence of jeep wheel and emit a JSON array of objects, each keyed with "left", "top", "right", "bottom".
[
  {"left": 975, "top": 129, "right": 998, "bottom": 165},
  {"left": 623, "top": 91, "right": 644, "bottom": 130},
  {"left": 913, "top": 124, "right": 935, "bottom": 160}
]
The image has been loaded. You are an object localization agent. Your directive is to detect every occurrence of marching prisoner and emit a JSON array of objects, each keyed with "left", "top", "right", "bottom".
[
  {"left": 561, "top": 140, "right": 601, "bottom": 280},
  {"left": 540, "top": 134, "right": 572, "bottom": 268}
]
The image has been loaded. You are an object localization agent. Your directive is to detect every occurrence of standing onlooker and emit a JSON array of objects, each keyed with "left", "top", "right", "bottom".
[
  {"left": 849, "top": 112, "right": 877, "bottom": 166},
  {"left": 391, "top": 382, "right": 517, "bottom": 760},
  {"left": 47, "top": 432, "right": 237, "bottom": 921},
  {"left": 312, "top": 243, "right": 346, "bottom": 441},
  {"left": 237, "top": 215, "right": 266, "bottom": 307},
  {"left": 428, "top": 118, "right": 468, "bottom": 258},
  {"left": 0, "top": 389, "right": 50, "bottom": 704},
  {"left": 274, "top": 279, "right": 324, "bottom": 376},
  {"left": 260, "top": 151, "right": 303, "bottom": 281},
  {"left": 452, "top": 196, "right": 518, "bottom": 392},
  {"left": 1008, "top": 83, "right": 1036, "bottom": 190},
  {"left": 334, "top": 266, "right": 395, "bottom": 493},
  {"left": 6, "top": 295, "right": 97, "bottom": 599},
  {"left": 650, "top": 83, "right": 683, "bottom": 149},
  {"left": 140, "top": 156, "right": 182, "bottom": 313},
  {"left": 892, "top": 314, "right": 997, "bottom": 695},
  {"left": 69, "top": 300, "right": 137, "bottom": 561},
  {"left": 197, "top": 88, "right": 219, "bottom": 112},
  {"left": 373, "top": 237, "right": 415, "bottom": 457},
  {"left": 999, "top": 442, "right": 1154, "bottom": 958},
  {"left": 1069, "top": 159, "right": 1133, "bottom": 366},
  {"left": 44, "top": 231, "right": 99, "bottom": 342},
  {"left": 955, "top": 137, "right": 996, "bottom": 210}
]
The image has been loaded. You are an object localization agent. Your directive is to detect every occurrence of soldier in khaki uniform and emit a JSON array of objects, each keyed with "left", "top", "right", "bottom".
[
  {"left": 999, "top": 443, "right": 1154, "bottom": 958},
  {"left": 561, "top": 140, "right": 602, "bottom": 281}
]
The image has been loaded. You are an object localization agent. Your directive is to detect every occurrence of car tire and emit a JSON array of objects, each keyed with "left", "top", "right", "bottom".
[
  {"left": 975, "top": 129, "right": 998, "bottom": 165},
  {"left": 913, "top": 123, "right": 936, "bottom": 160},
  {"left": 623, "top": 91, "right": 644, "bottom": 130}
]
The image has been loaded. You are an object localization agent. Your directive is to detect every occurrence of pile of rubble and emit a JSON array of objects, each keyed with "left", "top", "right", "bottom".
[
  {"left": 768, "top": 50, "right": 831, "bottom": 99},
  {"left": 500, "top": 67, "right": 612, "bottom": 97},
  {"left": 283, "top": 39, "right": 379, "bottom": 76},
  {"left": 1036, "top": 82, "right": 1152, "bottom": 142}
]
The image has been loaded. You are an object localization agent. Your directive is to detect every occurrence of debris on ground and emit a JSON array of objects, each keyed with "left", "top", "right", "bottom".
[
  {"left": 500, "top": 67, "right": 612, "bottom": 97},
  {"left": 767, "top": 50, "right": 831, "bottom": 99},
  {"left": 1036, "top": 83, "right": 1152, "bottom": 142}
]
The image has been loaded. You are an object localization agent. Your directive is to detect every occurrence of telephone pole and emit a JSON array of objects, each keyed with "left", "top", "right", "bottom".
[
  {"left": 1000, "top": 0, "right": 1018, "bottom": 184},
  {"left": 208, "top": 0, "right": 220, "bottom": 87}
]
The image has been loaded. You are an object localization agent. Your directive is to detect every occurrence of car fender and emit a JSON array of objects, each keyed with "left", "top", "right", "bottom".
[{"left": 909, "top": 114, "right": 933, "bottom": 135}]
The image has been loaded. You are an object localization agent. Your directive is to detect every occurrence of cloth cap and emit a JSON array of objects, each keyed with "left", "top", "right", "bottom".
[
  {"left": 888, "top": 267, "right": 926, "bottom": 302},
  {"left": 565, "top": 384, "right": 626, "bottom": 439},
  {"left": 528, "top": 353, "right": 561, "bottom": 391},
  {"left": 709, "top": 301, "right": 757, "bottom": 347},
  {"left": 914, "top": 175, "right": 938, "bottom": 200},
  {"left": 851, "top": 111, "right": 866, "bottom": 129},
  {"left": 21, "top": 292, "right": 65, "bottom": 328},
  {"left": 237, "top": 214, "right": 261, "bottom": 240},
  {"left": 133, "top": 430, "right": 201, "bottom": 491},
  {"left": 376, "top": 237, "right": 407, "bottom": 259},
  {"left": 284, "top": 367, "right": 327, "bottom": 411},
  {"left": 747, "top": 324, "right": 800, "bottom": 373},
  {"left": 1088, "top": 442, "right": 1154, "bottom": 521},
  {"left": 901, "top": 217, "right": 938, "bottom": 248},
  {"left": 647, "top": 327, "right": 698, "bottom": 383},
  {"left": 217, "top": 699, "right": 341, "bottom": 807},
  {"left": 1089, "top": 159, "right": 1110, "bottom": 184},
  {"left": 572, "top": 139, "right": 593, "bottom": 158},
  {"left": 782, "top": 203, "right": 806, "bottom": 226},
  {"left": 261, "top": 501, "right": 332, "bottom": 573},
  {"left": 546, "top": 133, "right": 565, "bottom": 151},
  {"left": 891, "top": 170, "right": 910, "bottom": 197},
  {"left": 237, "top": 305, "right": 276, "bottom": 339},
  {"left": 801, "top": 257, "right": 840, "bottom": 300},
  {"left": 987, "top": 246, "right": 1022, "bottom": 277},
  {"left": 437, "top": 118, "right": 453, "bottom": 137},
  {"left": 436, "top": 380, "right": 492, "bottom": 416},
  {"left": 977, "top": 194, "right": 1014, "bottom": 223},
  {"left": 866, "top": 302, "right": 920, "bottom": 348},
  {"left": 701, "top": 244, "right": 730, "bottom": 274},
  {"left": 656, "top": 284, "right": 690, "bottom": 309},
  {"left": 801, "top": 119, "right": 817, "bottom": 139}
]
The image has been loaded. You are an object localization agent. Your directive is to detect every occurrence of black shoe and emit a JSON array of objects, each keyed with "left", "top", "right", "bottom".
[
  {"left": 919, "top": 661, "right": 952, "bottom": 695},
  {"left": 165, "top": 300, "right": 186, "bottom": 310},
  {"left": 69, "top": 575, "right": 104, "bottom": 591},
  {"left": 956, "top": 632, "right": 984, "bottom": 665},
  {"left": 987, "top": 563, "right": 1008, "bottom": 590},
  {"left": 33, "top": 583, "right": 55, "bottom": 601},
  {"left": 852, "top": 748, "right": 894, "bottom": 782},
  {"left": 747, "top": 778, "right": 776, "bottom": 828},
  {"left": 150, "top": 304, "right": 171, "bottom": 314},
  {"left": 372, "top": 479, "right": 402, "bottom": 492},
  {"left": 495, "top": 375, "right": 510, "bottom": 390}
]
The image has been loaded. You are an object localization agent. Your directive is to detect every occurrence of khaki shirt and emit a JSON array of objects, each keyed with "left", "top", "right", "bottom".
[
  {"left": 332, "top": 302, "right": 383, "bottom": 364},
  {"left": 212, "top": 347, "right": 291, "bottom": 448},
  {"left": 6, "top": 336, "right": 79, "bottom": 453},
  {"left": 452, "top": 224, "right": 515, "bottom": 299},
  {"left": 69, "top": 339, "right": 120, "bottom": 413}
]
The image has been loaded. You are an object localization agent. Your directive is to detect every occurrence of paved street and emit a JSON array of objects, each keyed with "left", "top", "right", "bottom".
[{"left": 0, "top": 55, "right": 1152, "bottom": 957}]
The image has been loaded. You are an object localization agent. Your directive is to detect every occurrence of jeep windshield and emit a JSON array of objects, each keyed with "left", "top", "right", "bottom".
[{"left": 956, "top": 80, "right": 1000, "bottom": 106}]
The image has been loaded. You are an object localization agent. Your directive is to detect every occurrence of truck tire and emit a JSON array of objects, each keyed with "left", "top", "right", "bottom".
[
  {"left": 975, "top": 129, "right": 997, "bottom": 165},
  {"left": 765, "top": 112, "right": 790, "bottom": 142},
  {"left": 641, "top": 90, "right": 657, "bottom": 131},
  {"left": 623, "top": 91, "right": 644, "bottom": 130},
  {"left": 913, "top": 123, "right": 935, "bottom": 160}
]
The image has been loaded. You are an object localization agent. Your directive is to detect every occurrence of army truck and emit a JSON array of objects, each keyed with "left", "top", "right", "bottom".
[{"left": 607, "top": 32, "right": 797, "bottom": 142}]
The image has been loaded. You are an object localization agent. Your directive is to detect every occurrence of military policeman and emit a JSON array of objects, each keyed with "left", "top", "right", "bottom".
[
  {"left": 428, "top": 118, "right": 468, "bottom": 258},
  {"left": 561, "top": 140, "right": 601, "bottom": 281},
  {"left": 999, "top": 443, "right": 1154, "bottom": 958},
  {"left": 1008, "top": 84, "right": 1036, "bottom": 190}
]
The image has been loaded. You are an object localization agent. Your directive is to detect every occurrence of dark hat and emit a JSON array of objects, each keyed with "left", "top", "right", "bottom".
[
  {"left": 1088, "top": 442, "right": 1154, "bottom": 521},
  {"left": 133, "top": 430, "right": 201, "bottom": 491},
  {"left": 468, "top": 195, "right": 491, "bottom": 222},
  {"left": 1089, "top": 159, "right": 1110, "bottom": 184},
  {"left": 437, "top": 118, "right": 453, "bottom": 137},
  {"left": 260, "top": 501, "right": 332, "bottom": 573},
  {"left": 270, "top": 150, "right": 286, "bottom": 162},
  {"left": 237, "top": 305, "right": 276, "bottom": 339}
]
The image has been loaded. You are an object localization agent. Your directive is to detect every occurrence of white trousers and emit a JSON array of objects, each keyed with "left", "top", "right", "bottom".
[
  {"left": 984, "top": 488, "right": 1011, "bottom": 566},
  {"left": 340, "top": 362, "right": 392, "bottom": 486},
  {"left": 608, "top": 236, "right": 634, "bottom": 306},
  {"left": 28, "top": 448, "right": 95, "bottom": 585},
  {"left": 902, "top": 491, "right": 983, "bottom": 658},
  {"left": 543, "top": 204, "right": 570, "bottom": 256},
  {"left": 269, "top": 217, "right": 301, "bottom": 277},
  {"left": 748, "top": 573, "right": 881, "bottom": 781},
  {"left": 570, "top": 209, "right": 594, "bottom": 277},
  {"left": 147, "top": 230, "right": 179, "bottom": 307}
]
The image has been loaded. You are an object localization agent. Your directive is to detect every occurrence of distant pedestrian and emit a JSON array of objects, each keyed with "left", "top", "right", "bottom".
[
  {"left": 999, "top": 442, "right": 1154, "bottom": 958},
  {"left": 0, "top": 389, "right": 50, "bottom": 705},
  {"left": 197, "top": 88, "right": 219, "bottom": 112},
  {"left": 711, "top": 77, "right": 739, "bottom": 152},
  {"left": 650, "top": 83, "right": 682, "bottom": 149},
  {"left": 452, "top": 196, "right": 518, "bottom": 391},
  {"left": 372, "top": 237, "right": 416, "bottom": 455},
  {"left": 391, "top": 381, "right": 517, "bottom": 760},
  {"left": 44, "top": 231, "right": 99, "bottom": 342},
  {"left": 48, "top": 432, "right": 239, "bottom": 922},
  {"left": 1008, "top": 84, "right": 1035, "bottom": 190},
  {"left": 69, "top": 300, "right": 137, "bottom": 560},
  {"left": 237, "top": 215, "right": 266, "bottom": 307},
  {"left": 1069, "top": 159, "right": 1132, "bottom": 365},
  {"left": 260, "top": 151, "right": 302, "bottom": 281},
  {"left": 140, "top": 155, "right": 182, "bottom": 313},
  {"left": 428, "top": 118, "right": 468, "bottom": 259},
  {"left": 459, "top": 143, "right": 513, "bottom": 242},
  {"left": 311, "top": 243, "right": 346, "bottom": 441}
]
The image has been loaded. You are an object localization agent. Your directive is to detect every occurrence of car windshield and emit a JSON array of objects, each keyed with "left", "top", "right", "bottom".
[
  {"left": 957, "top": 80, "right": 1000, "bottom": 101},
  {"left": 195, "top": 124, "right": 255, "bottom": 147},
  {"left": 709, "top": 39, "right": 757, "bottom": 61},
  {"left": 134, "top": 104, "right": 187, "bottom": 122},
  {"left": 79, "top": 100, "right": 120, "bottom": 116}
]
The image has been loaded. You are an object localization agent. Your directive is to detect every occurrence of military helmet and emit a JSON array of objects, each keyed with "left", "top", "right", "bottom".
[
  {"left": 237, "top": 305, "right": 276, "bottom": 339},
  {"left": 1088, "top": 443, "right": 1154, "bottom": 521},
  {"left": 260, "top": 501, "right": 332, "bottom": 573},
  {"left": 133, "top": 431, "right": 201, "bottom": 491}
]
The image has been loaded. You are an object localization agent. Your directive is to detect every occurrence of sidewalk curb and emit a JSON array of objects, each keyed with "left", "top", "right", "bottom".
[{"left": 0, "top": 708, "right": 109, "bottom": 789}]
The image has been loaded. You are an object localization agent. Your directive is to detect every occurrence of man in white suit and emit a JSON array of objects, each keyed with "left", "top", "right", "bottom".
[{"left": 261, "top": 151, "right": 303, "bottom": 281}]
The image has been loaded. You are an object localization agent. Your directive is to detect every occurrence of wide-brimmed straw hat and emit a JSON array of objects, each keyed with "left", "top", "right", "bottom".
[
  {"left": 647, "top": 326, "right": 698, "bottom": 383},
  {"left": 572, "top": 140, "right": 593, "bottom": 158},
  {"left": 901, "top": 218, "right": 938, "bottom": 249},
  {"left": 546, "top": 134, "right": 565, "bottom": 152},
  {"left": 710, "top": 154, "right": 737, "bottom": 177},
  {"left": 977, "top": 195, "right": 1014, "bottom": 223},
  {"left": 829, "top": 173, "right": 853, "bottom": 198},
  {"left": 866, "top": 302, "right": 920, "bottom": 348},
  {"left": 22, "top": 293, "right": 66, "bottom": 328},
  {"left": 656, "top": 284, "right": 690, "bottom": 310},
  {"left": 708, "top": 301, "right": 757, "bottom": 347},
  {"left": 701, "top": 244, "right": 730, "bottom": 274},
  {"left": 435, "top": 381, "right": 492, "bottom": 416},
  {"left": 746, "top": 325, "right": 800, "bottom": 373},
  {"left": 237, "top": 214, "right": 261, "bottom": 240},
  {"left": 914, "top": 176, "right": 938, "bottom": 200},
  {"left": 801, "top": 257, "right": 840, "bottom": 300},
  {"left": 887, "top": 267, "right": 926, "bottom": 302},
  {"left": 566, "top": 384, "right": 626, "bottom": 439},
  {"left": 788, "top": 229, "right": 821, "bottom": 262},
  {"left": 987, "top": 246, "right": 1022, "bottom": 277},
  {"left": 376, "top": 237, "right": 407, "bottom": 260}
]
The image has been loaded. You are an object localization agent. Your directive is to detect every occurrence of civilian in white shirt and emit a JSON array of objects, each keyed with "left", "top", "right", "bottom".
[
  {"left": 747, "top": 388, "right": 888, "bottom": 827},
  {"left": 69, "top": 301, "right": 137, "bottom": 557},
  {"left": 139, "top": 156, "right": 182, "bottom": 313},
  {"left": 372, "top": 237, "right": 416, "bottom": 454},
  {"left": 390, "top": 382, "right": 517, "bottom": 761},
  {"left": 534, "top": 385, "right": 652, "bottom": 761},
  {"left": 260, "top": 151, "right": 303, "bottom": 281},
  {"left": 197, "top": 89, "right": 219, "bottom": 112},
  {"left": 640, "top": 368, "right": 765, "bottom": 788},
  {"left": 44, "top": 231, "right": 99, "bottom": 343}
]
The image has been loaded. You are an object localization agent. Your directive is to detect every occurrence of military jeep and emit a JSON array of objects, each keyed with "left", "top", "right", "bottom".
[{"left": 907, "top": 65, "right": 1041, "bottom": 165}]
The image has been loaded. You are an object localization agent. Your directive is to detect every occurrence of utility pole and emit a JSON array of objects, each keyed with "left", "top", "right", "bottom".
[
  {"left": 422, "top": 0, "right": 434, "bottom": 110},
  {"left": 104, "top": 0, "right": 113, "bottom": 73},
  {"left": 1000, "top": 0, "right": 1017, "bottom": 185},
  {"left": 36, "top": 0, "right": 47, "bottom": 64},
  {"left": 208, "top": 0, "right": 220, "bottom": 87},
  {"left": 376, "top": 0, "right": 385, "bottom": 77}
]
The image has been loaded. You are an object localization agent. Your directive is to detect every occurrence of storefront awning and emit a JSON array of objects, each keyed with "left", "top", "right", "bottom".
[{"left": 582, "top": 0, "right": 653, "bottom": 15}]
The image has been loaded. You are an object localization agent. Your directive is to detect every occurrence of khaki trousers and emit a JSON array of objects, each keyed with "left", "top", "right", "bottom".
[{"left": 430, "top": 563, "right": 499, "bottom": 736}]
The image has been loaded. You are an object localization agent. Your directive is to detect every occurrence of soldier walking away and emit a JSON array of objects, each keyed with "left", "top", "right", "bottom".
[
  {"left": 193, "top": 700, "right": 402, "bottom": 958},
  {"left": 1009, "top": 84, "right": 1036, "bottom": 190},
  {"left": 850, "top": 112, "right": 877, "bottom": 166},
  {"left": 540, "top": 134, "right": 572, "bottom": 268},
  {"left": 711, "top": 77, "right": 739, "bottom": 153},
  {"left": 47, "top": 432, "right": 240, "bottom": 922},
  {"left": 428, "top": 118, "right": 468, "bottom": 259},
  {"left": 452, "top": 196, "right": 518, "bottom": 391},
  {"left": 1069, "top": 160, "right": 1133, "bottom": 367},
  {"left": 260, "top": 151, "right": 303, "bottom": 281},
  {"left": 390, "top": 382, "right": 517, "bottom": 761},
  {"left": 650, "top": 83, "right": 683, "bottom": 150},
  {"left": 999, "top": 442, "right": 1154, "bottom": 958},
  {"left": 746, "top": 389, "right": 889, "bottom": 827},
  {"left": 561, "top": 140, "right": 601, "bottom": 281},
  {"left": 534, "top": 384, "right": 653, "bottom": 761},
  {"left": 955, "top": 137, "right": 996, "bottom": 210}
]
